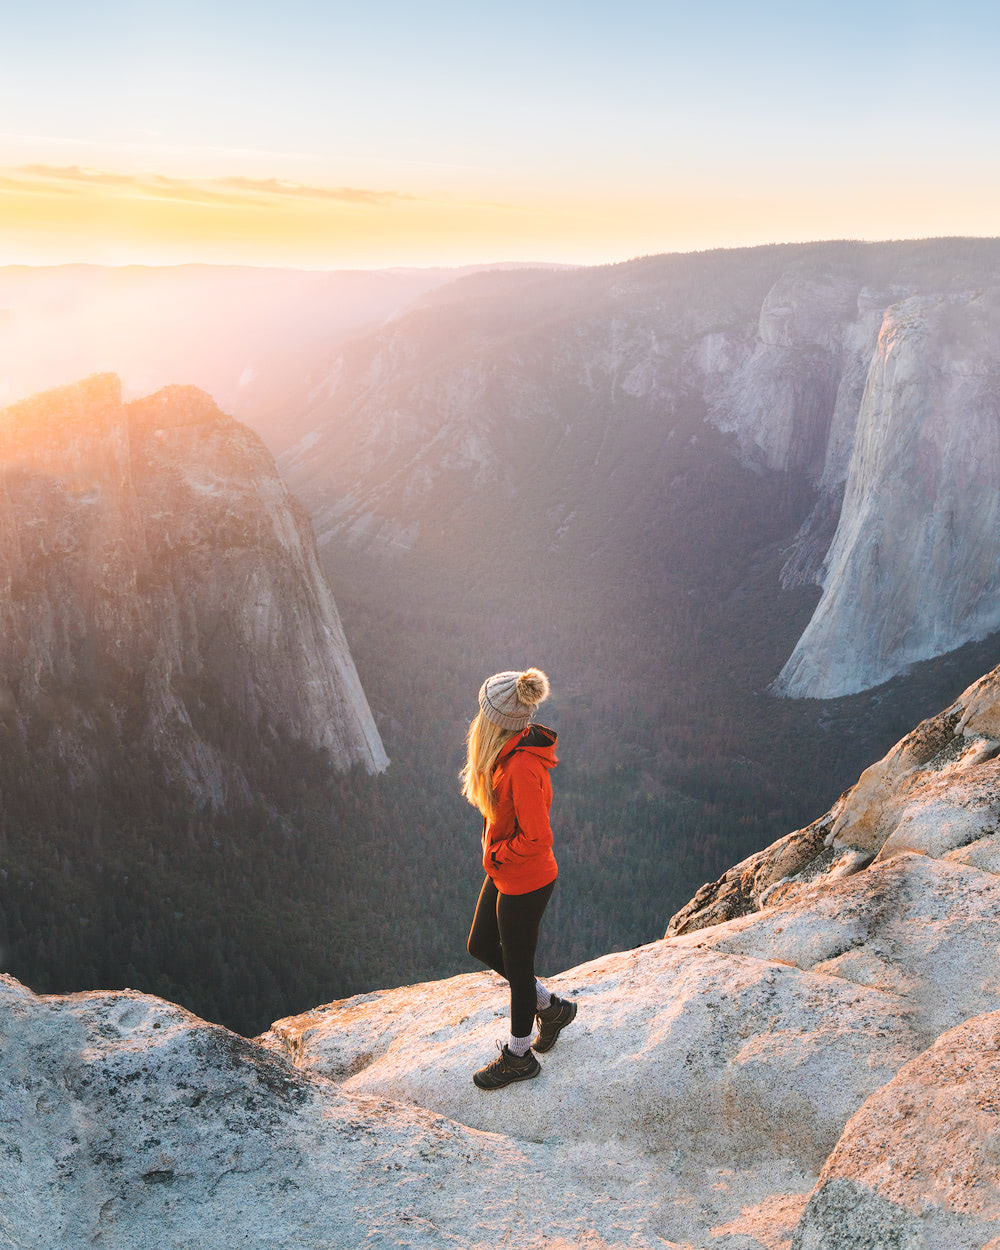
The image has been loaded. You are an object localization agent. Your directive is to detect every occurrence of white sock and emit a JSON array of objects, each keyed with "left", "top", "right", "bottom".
[
  {"left": 507, "top": 1032, "right": 533, "bottom": 1057},
  {"left": 535, "top": 979, "right": 552, "bottom": 1010}
]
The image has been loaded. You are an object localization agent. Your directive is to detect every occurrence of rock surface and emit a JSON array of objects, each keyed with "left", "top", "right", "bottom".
[
  {"left": 261, "top": 850, "right": 1000, "bottom": 1246},
  {"left": 265, "top": 941, "right": 919, "bottom": 1174},
  {"left": 792, "top": 1010, "right": 1000, "bottom": 1250},
  {"left": 0, "top": 373, "right": 387, "bottom": 800},
  {"left": 775, "top": 292, "right": 1000, "bottom": 697},
  {"left": 0, "top": 974, "right": 631, "bottom": 1250}
]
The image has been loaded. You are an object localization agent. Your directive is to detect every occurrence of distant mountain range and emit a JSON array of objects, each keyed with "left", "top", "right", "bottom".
[
  {"left": 273, "top": 237, "right": 1000, "bottom": 703},
  {"left": 9, "top": 245, "right": 996, "bottom": 710}
]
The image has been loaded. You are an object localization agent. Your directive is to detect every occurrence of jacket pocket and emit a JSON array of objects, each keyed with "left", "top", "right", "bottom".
[{"left": 493, "top": 819, "right": 532, "bottom": 859}]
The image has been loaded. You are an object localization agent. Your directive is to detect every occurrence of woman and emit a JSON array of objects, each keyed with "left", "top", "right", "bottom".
[{"left": 461, "top": 667, "right": 577, "bottom": 1090}]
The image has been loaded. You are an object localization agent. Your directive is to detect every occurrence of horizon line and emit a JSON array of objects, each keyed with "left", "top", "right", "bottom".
[{"left": 3, "top": 234, "right": 1000, "bottom": 276}]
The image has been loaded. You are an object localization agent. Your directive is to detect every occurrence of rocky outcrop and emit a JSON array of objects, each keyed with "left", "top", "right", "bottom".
[
  {"left": 0, "top": 974, "right": 596, "bottom": 1250},
  {"left": 257, "top": 849, "right": 1000, "bottom": 1247},
  {"left": 0, "top": 373, "right": 386, "bottom": 801},
  {"left": 775, "top": 292, "right": 1000, "bottom": 697},
  {"left": 667, "top": 662, "right": 1000, "bottom": 937},
  {"left": 792, "top": 1010, "right": 1000, "bottom": 1249}
]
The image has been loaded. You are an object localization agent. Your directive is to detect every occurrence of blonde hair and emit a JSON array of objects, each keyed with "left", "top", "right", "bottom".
[{"left": 460, "top": 711, "right": 516, "bottom": 822}]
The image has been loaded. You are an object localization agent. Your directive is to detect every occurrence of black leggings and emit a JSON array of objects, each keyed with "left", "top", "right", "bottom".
[{"left": 467, "top": 875, "right": 556, "bottom": 1037}]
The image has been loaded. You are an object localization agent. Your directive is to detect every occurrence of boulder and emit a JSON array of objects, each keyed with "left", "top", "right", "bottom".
[{"left": 792, "top": 1009, "right": 1000, "bottom": 1249}]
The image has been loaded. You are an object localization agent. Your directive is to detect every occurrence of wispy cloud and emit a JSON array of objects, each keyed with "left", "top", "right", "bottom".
[
  {"left": 0, "top": 160, "right": 560, "bottom": 269},
  {"left": 18, "top": 164, "right": 138, "bottom": 185},
  {"left": 216, "top": 175, "right": 414, "bottom": 205},
  {"left": 1, "top": 164, "right": 414, "bottom": 209}
]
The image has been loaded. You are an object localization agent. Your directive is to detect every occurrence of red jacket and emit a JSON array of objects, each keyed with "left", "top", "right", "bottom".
[{"left": 481, "top": 724, "right": 559, "bottom": 895}]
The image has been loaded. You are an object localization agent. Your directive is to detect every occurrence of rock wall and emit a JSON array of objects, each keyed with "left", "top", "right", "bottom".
[
  {"left": 774, "top": 292, "right": 1000, "bottom": 697},
  {"left": 0, "top": 373, "right": 387, "bottom": 802},
  {"left": 277, "top": 241, "right": 1000, "bottom": 700}
]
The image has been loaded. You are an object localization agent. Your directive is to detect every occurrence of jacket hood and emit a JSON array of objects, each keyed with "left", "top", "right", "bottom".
[{"left": 498, "top": 723, "right": 558, "bottom": 770}]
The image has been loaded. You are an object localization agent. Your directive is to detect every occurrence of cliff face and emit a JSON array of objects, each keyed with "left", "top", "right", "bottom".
[
  {"left": 774, "top": 292, "right": 1000, "bottom": 697},
  {"left": 276, "top": 240, "right": 1000, "bottom": 700},
  {"left": 0, "top": 373, "right": 387, "bottom": 803},
  {"left": 694, "top": 271, "right": 865, "bottom": 483},
  {"left": 4, "top": 665, "right": 1000, "bottom": 1247}
]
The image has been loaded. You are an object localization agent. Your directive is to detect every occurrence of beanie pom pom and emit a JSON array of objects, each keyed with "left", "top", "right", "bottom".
[
  {"left": 478, "top": 667, "right": 550, "bottom": 729},
  {"left": 516, "top": 667, "right": 549, "bottom": 707}
]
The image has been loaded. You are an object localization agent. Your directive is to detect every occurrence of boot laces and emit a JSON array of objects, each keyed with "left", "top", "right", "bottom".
[{"left": 495, "top": 1039, "right": 526, "bottom": 1069}]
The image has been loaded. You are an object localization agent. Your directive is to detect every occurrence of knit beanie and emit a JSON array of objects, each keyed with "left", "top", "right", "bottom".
[{"left": 478, "top": 668, "right": 550, "bottom": 731}]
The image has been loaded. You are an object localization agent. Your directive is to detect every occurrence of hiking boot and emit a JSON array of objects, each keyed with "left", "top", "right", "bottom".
[
  {"left": 533, "top": 993, "right": 577, "bottom": 1053},
  {"left": 472, "top": 1041, "right": 541, "bottom": 1090}
]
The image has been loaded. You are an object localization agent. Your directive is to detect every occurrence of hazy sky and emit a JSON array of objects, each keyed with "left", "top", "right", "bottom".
[{"left": 2, "top": 0, "right": 998, "bottom": 266}]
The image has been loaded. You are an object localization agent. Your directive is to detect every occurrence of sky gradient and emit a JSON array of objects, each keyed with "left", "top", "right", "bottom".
[{"left": 2, "top": 1, "right": 998, "bottom": 267}]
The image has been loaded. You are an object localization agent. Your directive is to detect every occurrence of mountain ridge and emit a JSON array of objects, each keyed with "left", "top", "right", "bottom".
[{"left": 275, "top": 237, "right": 1000, "bottom": 701}]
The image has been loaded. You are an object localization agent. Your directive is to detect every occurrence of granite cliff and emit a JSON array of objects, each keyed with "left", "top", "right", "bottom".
[
  {"left": 0, "top": 372, "right": 387, "bottom": 802},
  {"left": 773, "top": 291, "right": 1000, "bottom": 696},
  {"left": 276, "top": 239, "right": 1000, "bottom": 700},
  {"left": 4, "top": 665, "right": 1000, "bottom": 1247}
]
